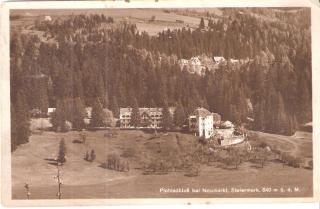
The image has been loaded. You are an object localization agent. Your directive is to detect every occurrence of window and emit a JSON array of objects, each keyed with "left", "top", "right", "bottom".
[{"left": 190, "top": 118, "right": 197, "bottom": 123}]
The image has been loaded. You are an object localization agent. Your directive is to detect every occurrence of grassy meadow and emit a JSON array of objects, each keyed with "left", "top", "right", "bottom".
[{"left": 12, "top": 129, "right": 313, "bottom": 199}]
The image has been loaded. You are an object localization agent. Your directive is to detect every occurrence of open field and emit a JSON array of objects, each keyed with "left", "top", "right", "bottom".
[
  {"left": 250, "top": 131, "right": 313, "bottom": 168},
  {"left": 11, "top": 8, "right": 216, "bottom": 35},
  {"left": 12, "top": 129, "right": 313, "bottom": 199}
]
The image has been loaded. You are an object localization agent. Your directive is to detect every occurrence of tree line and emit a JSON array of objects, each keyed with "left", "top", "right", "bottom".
[{"left": 10, "top": 9, "right": 311, "bottom": 150}]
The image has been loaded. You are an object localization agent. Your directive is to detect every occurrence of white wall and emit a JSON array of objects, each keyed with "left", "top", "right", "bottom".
[{"left": 198, "top": 116, "right": 214, "bottom": 139}]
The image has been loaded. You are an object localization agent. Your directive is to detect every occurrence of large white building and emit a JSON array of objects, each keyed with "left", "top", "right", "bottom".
[
  {"left": 119, "top": 107, "right": 175, "bottom": 129},
  {"left": 189, "top": 107, "right": 219, "bottom": 139},
  {"left": 178, "top": 56, "right": 206, "bottom": 76}
]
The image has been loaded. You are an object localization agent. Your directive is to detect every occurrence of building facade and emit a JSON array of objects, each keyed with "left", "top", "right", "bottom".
[
  {"left": 119, "top": 107, "right": 175, "bottom": 128},
  {"left": 189, "top": 107, "right": 218, "bottom": 139}
]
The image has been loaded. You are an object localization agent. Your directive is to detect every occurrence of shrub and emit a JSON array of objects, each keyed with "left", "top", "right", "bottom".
[
  {"left": 121, "top": 147, "right": 136, "bottom": 158},
  {"left": 282, "top": 154, "right": 302, "bottom": 168},
  {"left": 272, "top": 149, "right": 281, "bottom": 155},
  {"left": 222, "top": 147, "right": 242, "bottom": 169},
  {"left": 80, "top": 132, "right": 86, "bottom": 144},
  {"left": 106, "top": 153, "right": 123, "bottom": 171},
  {"left": 72, "top": 139, "right": 83, "bottom": 144},
  {"left": 287, "top": 156, "right": 302, "bottom": 168},
  {"left": 90, "top": 149, "right": 96, "bottom": 162},
  {"left": 214, "top": 149, "right": 229, "bottom": 162},
  {"left": 84, "top": 151, "right": 89, "bottom": 161},
  {"left": 57, "top": 139, "right": 67, "bottom": 165},
  {"left": 65, "top": 121, "right": 72, "bottom": 131},
  {"left": 258, "top": 141, "right": 268, "bottom": 148},
  {"left": 184, "top": 163, "right": 200, "bottom": 177},
  {"left": 254, "top": 147, "right": 270, "bottom": 168}
]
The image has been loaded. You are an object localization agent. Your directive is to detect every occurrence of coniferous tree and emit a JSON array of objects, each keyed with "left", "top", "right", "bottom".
[
  {"left": 162, "top": 104, "right": 173, "bottom": 131},
  {"left": 57, "top": 138, "right": 67, "bottom": 165},
  {"left": 51, "top": 99, "right": 67, "bottom": 132},
  {"left": 90, "top": 149, "right": 96, "bottom": 162},
  {"left": 149, "top": 99, "right": 156, "bottom": 108},
  {"left": 253, "top": 101, "right": 266, "bottom": 131},
  {"left": 174, "top": 102, "right": 186, "bottom": 127},
  {"left": 11, "top": 91, "right": 30, "bottom": 151},
  {"left": 199, "top": 17, "right": 205, "bottom": 29},
  {"left": 71, "top": 97, "right": 86, "bottom": 130},
  {"left": 39, "top": 88, "right": 49, "bottom": 115},
  {"left": 90, "top": 98, "right": 106, "bottom": 127},
  {"left": 289, "top": 114, "right": 298, "bottom": 135},
  {"left": 10, "top": 35, "right": 31, "bottom": 151},
  {"left": 110, "top": 96, "right": 119, "bottom": 118},
  {"left": 29, "top": 77, "right": 49, "bottom": 115},
  {"left": 95, "top": 74, "right": 106, "bottom": 105},
  {"left": 275, "top": 92, "right": 290, "bottom": 135},
  {"left": 208, "top": 19, "right": 214, "bottom": 29},
  {"left": 10, "top": 10, "right": 312, "bottom": 136},
  {"left": 130, "top": 100, "right": 141, "bottom": 128},
  {"left": 103, "top": 90, "right": 109, "bottom": 108}
]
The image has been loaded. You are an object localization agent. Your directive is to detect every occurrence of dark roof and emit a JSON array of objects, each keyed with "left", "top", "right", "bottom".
[{"left": 192, "top": 107, "right": 212, "bottom": 117}]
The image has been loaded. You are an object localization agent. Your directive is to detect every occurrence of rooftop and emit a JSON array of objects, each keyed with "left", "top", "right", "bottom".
[{"left": 191, "top": 107, "right": 212, "bottom": 117}]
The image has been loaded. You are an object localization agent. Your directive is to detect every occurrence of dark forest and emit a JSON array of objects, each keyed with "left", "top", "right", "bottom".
[{"left": 10, "top": 8, "right": 311, "bottom": 150}]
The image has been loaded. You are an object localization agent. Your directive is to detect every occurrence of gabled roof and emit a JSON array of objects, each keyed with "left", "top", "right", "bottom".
[
  {"left": 213, "top": 56, "right": 225, "bottom": 62},
  {"left": 120, "top": 107, "right": 163, "bottom": 115},
  {"left": 192, "top": 107, "right": 212, "bottom": 117},
  {"left": 222, "top": 120, "right": 234, "bottom": 128}
]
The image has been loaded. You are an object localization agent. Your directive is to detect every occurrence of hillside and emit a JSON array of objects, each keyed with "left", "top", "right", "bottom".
[
  {"left": 249, "top": 131, "right": 313, "bottom": 168},
  {"left": 11, "top": 8, "right": 209, "bottom": 36},
  {"left": 10, "top": 8, "right": 312, "bottom": 150},
  {"left": 12, "top": 130, "right": 313, "bottom": 199}
]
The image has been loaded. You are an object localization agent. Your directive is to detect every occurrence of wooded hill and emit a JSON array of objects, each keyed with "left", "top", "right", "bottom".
[{"left": 10, "top": 8, "right": 311, "bottom": 150}]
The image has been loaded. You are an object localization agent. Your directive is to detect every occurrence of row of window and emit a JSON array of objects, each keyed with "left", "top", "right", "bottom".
[
  {"left": 120, "top": 114, "right": 163, "bottom": 118},
  {"left": 120, "top": 118, "right": 162, "bottom": 122},
  {"left": 120, "top": 123, "right": 160, "bottom": 127}
]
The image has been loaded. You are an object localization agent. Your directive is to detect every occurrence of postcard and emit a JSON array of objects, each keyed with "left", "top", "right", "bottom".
[{"left": 1, "top": 0, "right": 320, "bottom": 206}]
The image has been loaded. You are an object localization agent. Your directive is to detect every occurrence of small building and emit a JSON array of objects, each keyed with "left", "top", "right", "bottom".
[
  {"left": 178, "top": 59, "right": 189, "bottom": 66},
  {"left": 213, "top": 56, "right": 226, "bottom": 64},
  {"left": 230, "top": 58, "right": 240, "bottom": 64},
  {"left": 189, "top": 107, "right": 216, "bottom": 139},
  {"left": 214, "top": 120, "right": 246, "bottom": 146},
  {"left": 30, "top": 108, "right": 42, "bottom": 118},
  {"left": 212, "top": 113, "right": 222, "bottom": 126},
  {"left": 85, "top": 107, "right": 92, "bottom": 119},
  {"left": 217, "top": 134, "right": 245, "bottom": 146},
  {"left": 47, "top": 107, "right": 56, "bottom": 116},
  {"left": 221, "top": 120, "right": 234, "bottom": 129},
  {"left": 178, "top": 56, "right": 206, "bottom": 76},
  {"left": 44, "top": 15, "right": 52, "bottom": 21},
  {"left": 190, "top": 56, "right": 201, "bottom": 66}
]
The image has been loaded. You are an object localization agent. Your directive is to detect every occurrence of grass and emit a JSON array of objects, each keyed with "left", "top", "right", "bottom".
[
  {"left": 12, "top": 162, "right": 313, "bottom": 199},
  {"left": 11, "top": 8, "right": 210, "bottom": 36},
  {"left": 249, "top": 131, "right": 313, "bottom": 168},
  {"left": 12, "top": 129, "right": 313, "bottom": 199}
]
